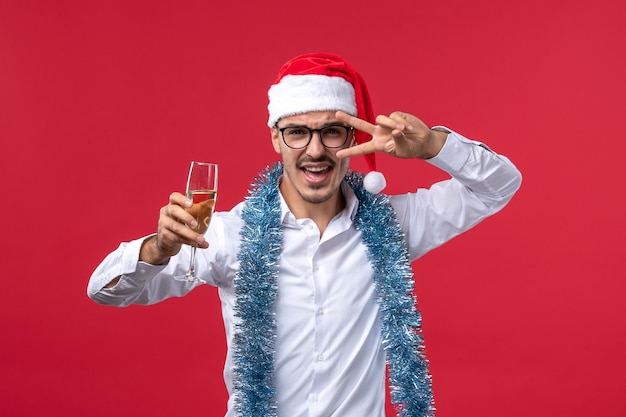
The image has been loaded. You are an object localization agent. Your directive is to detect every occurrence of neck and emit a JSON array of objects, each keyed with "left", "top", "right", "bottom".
[{"left": 279, "top": 181, "right": 345, "bottom": 237}]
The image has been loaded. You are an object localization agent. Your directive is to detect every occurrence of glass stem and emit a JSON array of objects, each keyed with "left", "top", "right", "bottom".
[{"left": 187, "top": 245, "right": 197, "bottom": 278}]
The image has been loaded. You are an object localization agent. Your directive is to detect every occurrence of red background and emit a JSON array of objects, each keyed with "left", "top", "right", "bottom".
[{"left": 1, "top": 0, "right": 625, "bottom": 416}]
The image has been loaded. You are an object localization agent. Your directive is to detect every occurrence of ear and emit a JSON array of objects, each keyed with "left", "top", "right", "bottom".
[{"left": 271, "top": 128, "right": 281, "bottom": 154}]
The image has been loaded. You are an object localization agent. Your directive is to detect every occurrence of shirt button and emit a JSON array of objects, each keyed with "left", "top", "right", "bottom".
[
  {"left": 316, "top": 353, "right": 325, "bottom": 361},
  {"left": 310, "top": 394, "right": 319, "bottom": 402},
  {"left": 318, "top": 308, "right": 325, "bottom": 315}
]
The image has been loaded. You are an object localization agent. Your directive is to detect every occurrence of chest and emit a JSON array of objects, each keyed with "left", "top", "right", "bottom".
[{"left": 277, "top": 220, "right": 375, "bottom": 320}]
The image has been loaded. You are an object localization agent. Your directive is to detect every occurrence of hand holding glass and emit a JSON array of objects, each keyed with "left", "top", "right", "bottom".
[{"left": 174, "top": 161, "right": 218, "bottom": 283}]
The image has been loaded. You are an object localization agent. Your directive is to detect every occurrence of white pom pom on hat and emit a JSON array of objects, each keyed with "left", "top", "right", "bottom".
[
  {"left": 267, "top": 52, "right": 386, "bottom": 194},
  {"left": 363, "top": 171, "right": 387, "bottom": 194}
]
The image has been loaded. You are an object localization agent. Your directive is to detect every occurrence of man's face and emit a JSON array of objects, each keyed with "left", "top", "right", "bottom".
[{"left": 271, "top": 111, "right": 354, "bottom": 205}]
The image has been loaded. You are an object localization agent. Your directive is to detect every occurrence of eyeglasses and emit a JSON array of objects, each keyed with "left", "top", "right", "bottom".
[{"left": 276, "top": 124, "right": 354, "bottom": 149}]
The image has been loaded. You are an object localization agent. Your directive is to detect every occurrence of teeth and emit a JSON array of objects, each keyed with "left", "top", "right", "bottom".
[{"left": 305, "top": 166, "right": 328, "bottom": 172}]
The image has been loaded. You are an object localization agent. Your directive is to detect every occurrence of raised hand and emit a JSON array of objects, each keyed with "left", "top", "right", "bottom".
[
  {"left": 335, "top": 111, "right": 447, "bottom": 160},
  {"left": 140, "top": 192, "right": 209, "bottom": 266}
]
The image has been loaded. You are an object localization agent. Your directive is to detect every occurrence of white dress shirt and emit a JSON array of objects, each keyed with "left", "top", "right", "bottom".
[{"left": 88, "top": 130, "right": 522, "bottom": 417}]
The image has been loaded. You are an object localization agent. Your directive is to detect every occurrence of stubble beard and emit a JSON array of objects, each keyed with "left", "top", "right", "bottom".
[
  {"left": 297, "top": 183, "right": 337, "bottom": 204},
  {"left": 289, "top": 156, "right": 348, "bottom": 204}
]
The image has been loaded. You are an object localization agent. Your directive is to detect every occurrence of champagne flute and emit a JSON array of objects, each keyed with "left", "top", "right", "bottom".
[{"left": 174, "top": 161, "right": 218, "bottom": 283}]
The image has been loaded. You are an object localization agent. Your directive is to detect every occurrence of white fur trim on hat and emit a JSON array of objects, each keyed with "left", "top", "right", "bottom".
[{"left": 267, "top": 74, "right": 357, "bottom": 127}]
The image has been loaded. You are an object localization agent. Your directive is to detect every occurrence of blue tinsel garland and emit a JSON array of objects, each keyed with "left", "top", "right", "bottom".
[{"left": 233, "top": 163, "right": 434, "bottom": 417}]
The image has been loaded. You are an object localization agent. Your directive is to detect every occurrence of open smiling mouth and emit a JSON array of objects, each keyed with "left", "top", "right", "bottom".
[{"left": 301, "top": 165, "right": 332, "bottom": 185}]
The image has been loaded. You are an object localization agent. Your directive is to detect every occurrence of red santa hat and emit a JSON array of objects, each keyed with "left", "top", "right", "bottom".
[{"left": 267, "top": 52, "right": 386, "bottom": 193}]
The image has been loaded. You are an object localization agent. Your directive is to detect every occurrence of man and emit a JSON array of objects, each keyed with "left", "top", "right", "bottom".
[{"left": 88, "top": 52, "right": 522, "bottom": 417}]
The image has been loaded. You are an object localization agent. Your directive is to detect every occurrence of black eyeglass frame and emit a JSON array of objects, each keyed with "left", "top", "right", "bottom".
[{"left": 276, "top": 124, "right": 355, "bottom": 149}]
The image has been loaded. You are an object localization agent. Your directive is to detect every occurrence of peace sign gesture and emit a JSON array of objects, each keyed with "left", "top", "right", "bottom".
[{"left": 335, "top": 111, "right": 448, "bottom": 160}]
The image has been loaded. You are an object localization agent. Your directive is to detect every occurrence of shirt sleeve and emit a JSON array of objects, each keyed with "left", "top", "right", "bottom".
[
  {"left": 391, "top": 128, "right": 522, "bottom": 261},
  {"left": 86, "top": 209, "right": 239, "bottom": 306},
  {"left": 86, "top": 236, "right": 200, "bottom": 307}
]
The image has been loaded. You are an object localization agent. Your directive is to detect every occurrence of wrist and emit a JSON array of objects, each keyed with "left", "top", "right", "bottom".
[
  {"left": 420, "top": 129, "right": 447, "bottom": 159},
  {"left": 139, "top": 236, "right": 171, "bottom": 265}
]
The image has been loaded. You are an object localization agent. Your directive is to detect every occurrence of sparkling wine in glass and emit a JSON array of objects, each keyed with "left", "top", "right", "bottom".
[{"left": 174, "top": 161, "right": 218, "bottom": 283}]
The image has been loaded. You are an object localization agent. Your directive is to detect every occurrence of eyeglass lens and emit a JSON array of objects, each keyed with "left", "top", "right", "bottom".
[{"left": 281, "top": 125, "right": 351, "bottom": 149}]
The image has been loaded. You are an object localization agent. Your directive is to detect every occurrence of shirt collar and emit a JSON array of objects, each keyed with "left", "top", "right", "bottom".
[{"left": 278, "top": 178, "right": 360, "bottom": 226}]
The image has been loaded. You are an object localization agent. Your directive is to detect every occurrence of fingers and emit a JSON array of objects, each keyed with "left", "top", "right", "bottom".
[
  {"left": 335, "top": 113, "right": 400, "bottom": 159},
  {"left": 336, "top": 140, "right": 379, "bottom": 159},
  {"left": 375, "top": 114, "right": 403, "bottom": 130},
  {"left": 374, "top": 115, "right": 408, "bottom": 143},
  {"left": 335, "top": 111, "right": 376, "bottom": 134},
  {"left": 169, "top": 191, "right": 192, "bottom": 210},
  {"left": 336, "top": 110, "right": 432, "bottom": 160},
  {"left": 166, "top": 192, "right": 197, "bottom": 229},
  {"left": 377, "top": 112, "right": 419, "bottom": 132},
  {"left": 388, "top": 111, "right": 430, "bottom": 133},
  {"left": 160, "top": 222, "right": 208, "bottom": 249},
  {"left": 156, "top": 193, "right": 209, "bottom": 256}
]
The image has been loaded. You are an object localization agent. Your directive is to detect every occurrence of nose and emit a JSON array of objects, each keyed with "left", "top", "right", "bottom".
[{"left": 305, "top": 131, "right": 326, "bottom": 157}]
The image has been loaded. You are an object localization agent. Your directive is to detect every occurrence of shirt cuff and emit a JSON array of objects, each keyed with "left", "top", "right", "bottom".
[
  {"left": 88, "top": 235, "right": 167, "bottom": 294},
  {"left": 427, "top": 126, "right": 481, "bottom": 174},
  {"left": 116, "top": 236, "right": 170, "bottom": 283},
  {"left": 133, "top": 261, "right": 169, "bottom": 279}
]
